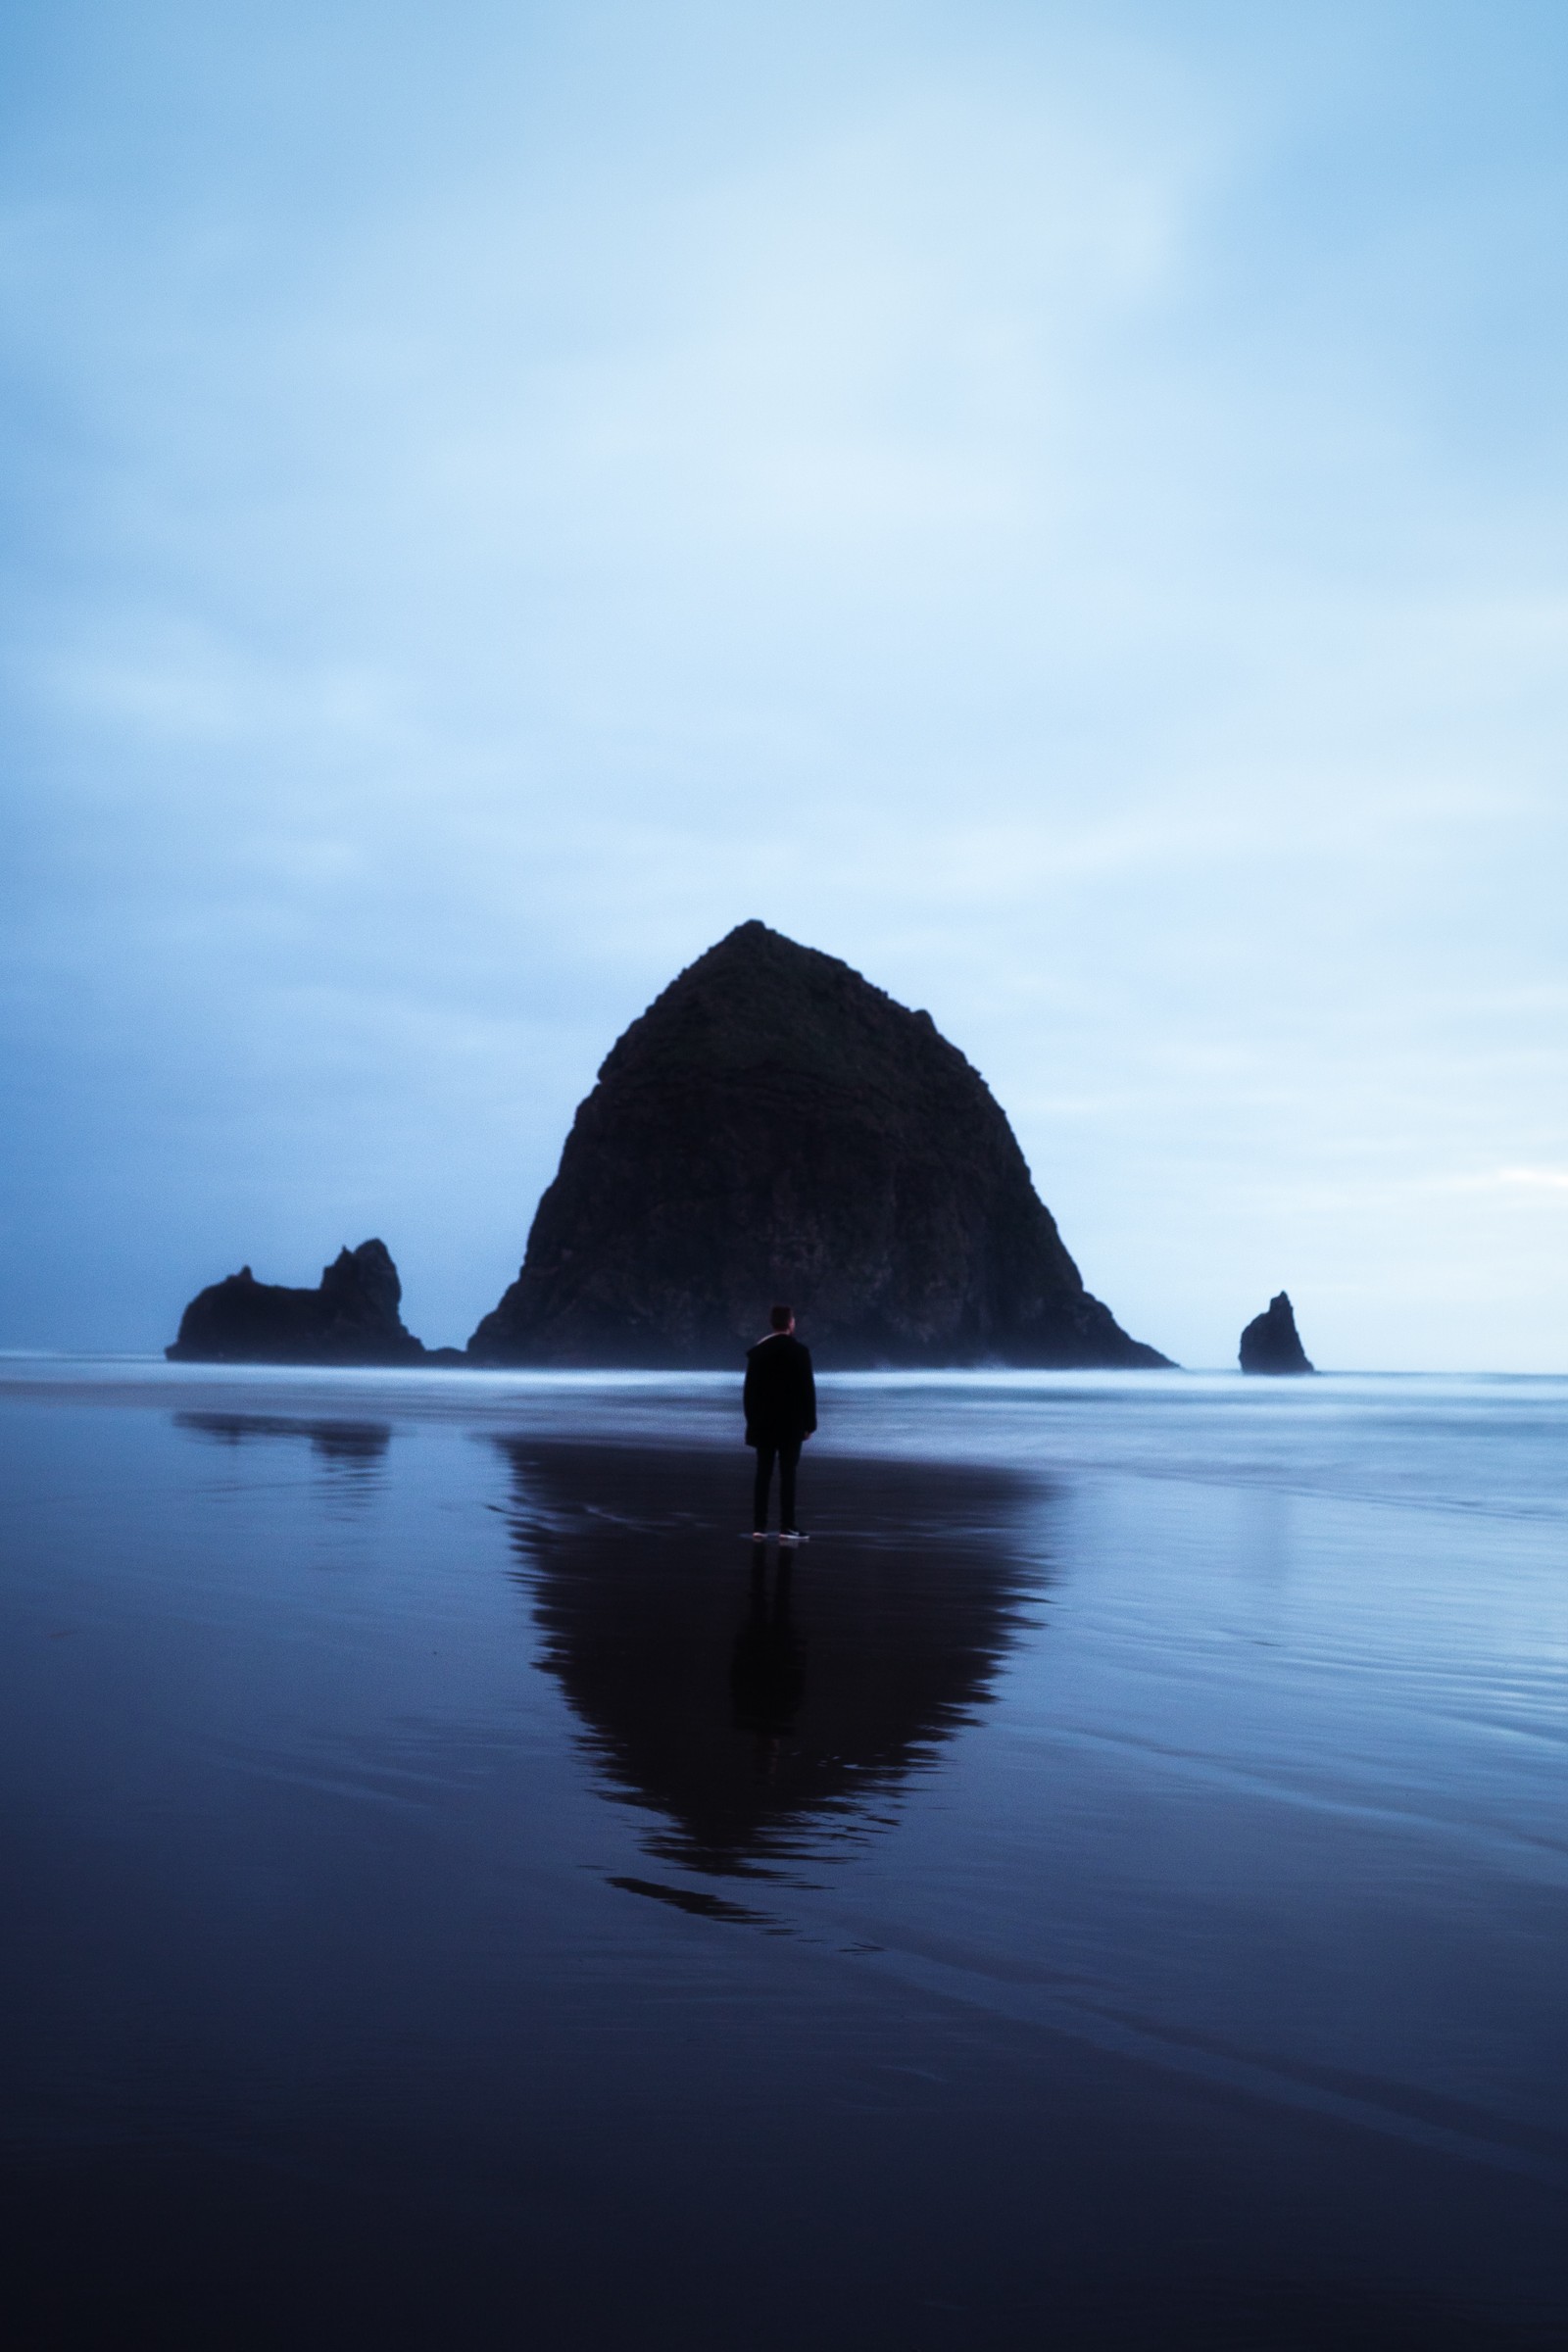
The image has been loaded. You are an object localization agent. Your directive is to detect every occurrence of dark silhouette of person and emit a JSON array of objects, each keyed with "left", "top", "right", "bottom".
[{"left": 744, "top": 1304, "right": 817, "bottom": 1541}]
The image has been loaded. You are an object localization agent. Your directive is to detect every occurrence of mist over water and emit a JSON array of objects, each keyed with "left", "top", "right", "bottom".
[{"left": 2, "top": 1365, "right": 1565, "bottom": 2345}]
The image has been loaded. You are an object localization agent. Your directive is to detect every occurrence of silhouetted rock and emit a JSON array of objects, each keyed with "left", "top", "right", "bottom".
[
  {"left": 468, "top": 921, "right": 1169, "bottom": 1368},
  {"left": 166, "top": 1240, "right": 426, "bottom": 1365},
  {"left": 1239, "top": 1291, "right": 1314, "bottom": 1375}
]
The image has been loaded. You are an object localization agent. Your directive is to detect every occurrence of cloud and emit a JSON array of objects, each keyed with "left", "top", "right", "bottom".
[
  {"left": 2, "top": 0, "right": 1567, "bottom": 1365},
  {"left": 1447, "top": 1168, "right": 1568, "bottom": 1195}
]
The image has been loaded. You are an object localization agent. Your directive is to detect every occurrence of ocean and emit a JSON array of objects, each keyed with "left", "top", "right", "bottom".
[{"left": 2, "top": 1361, "right": 1565, "bottom": 2348}]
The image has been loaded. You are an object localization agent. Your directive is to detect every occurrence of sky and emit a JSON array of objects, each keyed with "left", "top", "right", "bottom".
[{"left": 2, "top": 0, "right": 1566, "bottom": 1369}]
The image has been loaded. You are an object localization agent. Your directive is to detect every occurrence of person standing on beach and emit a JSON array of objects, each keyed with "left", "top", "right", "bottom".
[{"left": 745, "top": 1305, "right": 817, "bottom": 1541}]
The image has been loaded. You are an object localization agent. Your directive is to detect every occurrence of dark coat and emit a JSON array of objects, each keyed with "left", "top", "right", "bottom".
[{"left": 744, "top": 1333, "right": 817, "bottom": 1447}]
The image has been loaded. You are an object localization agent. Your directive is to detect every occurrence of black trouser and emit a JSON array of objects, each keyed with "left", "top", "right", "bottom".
[{"left": 752, "top": 1436, "right": 802, "bottom": 1533}]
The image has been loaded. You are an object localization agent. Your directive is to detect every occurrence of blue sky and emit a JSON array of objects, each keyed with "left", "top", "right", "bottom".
[{"left": 3, "top": 0, "right": 1566, "bottom": 1367}]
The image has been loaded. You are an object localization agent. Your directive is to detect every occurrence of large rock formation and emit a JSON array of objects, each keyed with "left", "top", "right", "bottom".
[
  {"left": 1239, "top": 1292, "right": 1314, "bottom": 1375},
  {"left": 468, "top": 921, "right": 1168, "bottom": 1369},
  {"left": 166, "top": 1239, "right": 427, "bottom": 1365}
]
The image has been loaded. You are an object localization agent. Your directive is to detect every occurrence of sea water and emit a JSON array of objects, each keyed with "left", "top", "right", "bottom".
[{"left": 1, "top": 1363, "right": 1564, "bottom": 2348}]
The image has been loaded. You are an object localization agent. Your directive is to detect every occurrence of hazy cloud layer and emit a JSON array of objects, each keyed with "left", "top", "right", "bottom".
[{"left": 3, "top": 0, "right": 1566, "bottom": 1365}]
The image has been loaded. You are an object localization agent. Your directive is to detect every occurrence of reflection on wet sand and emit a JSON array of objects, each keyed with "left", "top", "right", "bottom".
[
  {"left": 175, "top": 1410, "right": 393, "bottom": 1467},
  {"left": 498, "top": 1442, "right": 1051, "bottom": 1878}
]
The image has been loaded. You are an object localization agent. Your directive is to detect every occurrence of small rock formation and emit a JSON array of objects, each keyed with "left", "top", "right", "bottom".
[
  {"left": 468, "top": 920, "right": 1169, "bottom": 1369},
  {"left": 1239, "top": 1292, "right": 1314, "bottom": 1375},
  {"left": 166, "top": 1240, "right": 427, "bottom": 1365}
]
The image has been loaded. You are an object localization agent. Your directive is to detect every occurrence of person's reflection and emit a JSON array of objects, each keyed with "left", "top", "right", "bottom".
[
  {"left": 499, "top": 1442, "right": 1051, "bottom": 1880},
  {"left": 730, "top": 1554, "right": 805, "bottom": 1783}
]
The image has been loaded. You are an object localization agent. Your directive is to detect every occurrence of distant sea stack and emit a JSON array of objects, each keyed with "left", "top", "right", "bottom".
[
  {"left": 468, "top": 922, "right": 1170, "bottom": 1370},
  {"left": 167, "top": 1240, "right": 427, "bottom": 1365},
  {"left": 1239, "top": 1292, "right": 1314, "bottom": 1375}
]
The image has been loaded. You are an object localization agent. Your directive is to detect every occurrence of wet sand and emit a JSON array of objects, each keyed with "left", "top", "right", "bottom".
[{"left": 2, "top": 1371, "right": 1565, "bottom": 2347}]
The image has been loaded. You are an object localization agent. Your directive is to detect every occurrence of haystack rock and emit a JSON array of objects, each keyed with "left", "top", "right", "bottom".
[
  {"left": 1239, "top": 1291, "right": 1314, "bottom": 1375},
  {"left": 166, "top": 1240, "right": 427, "bottom": 1365},
  {"left": 467, "top": 922, "right": 1169, "bottom": 1369}
]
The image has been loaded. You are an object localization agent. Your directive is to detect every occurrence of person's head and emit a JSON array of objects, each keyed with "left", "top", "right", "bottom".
[{"left": 769, "top": 1303, "right": 794, "bottom": 1333}]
